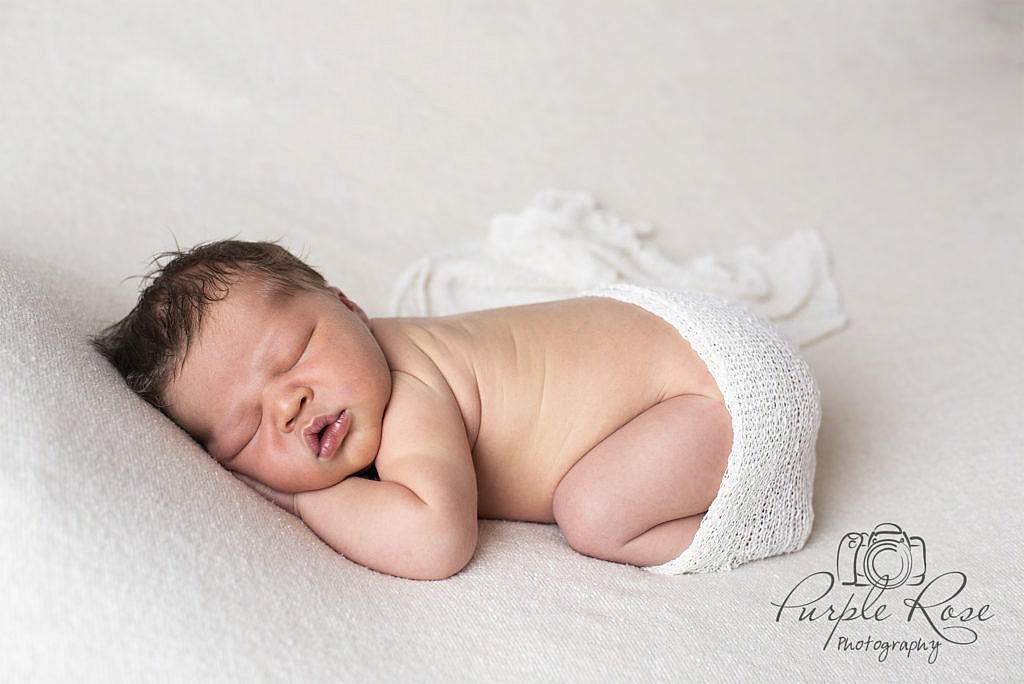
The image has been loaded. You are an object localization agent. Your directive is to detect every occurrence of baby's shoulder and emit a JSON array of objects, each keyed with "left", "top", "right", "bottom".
[
  {"left": 372, "top": 339, "right": 475, "bottom": 472},
  {"left": 371, "top": 315, "right": 486, "bottom": 446},
  {"left": 371, "top": 317, "right": 454, "bottom": 381}
]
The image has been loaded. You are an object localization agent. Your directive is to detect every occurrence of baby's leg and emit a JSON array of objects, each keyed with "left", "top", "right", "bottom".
[{"left": 552, "top": 394, "right": 731, "bottom": 566}]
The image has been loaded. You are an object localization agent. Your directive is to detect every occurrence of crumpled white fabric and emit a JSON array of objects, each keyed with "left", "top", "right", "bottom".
[{"left": 390, "top": 190, "right": 846, "bottom": 345}]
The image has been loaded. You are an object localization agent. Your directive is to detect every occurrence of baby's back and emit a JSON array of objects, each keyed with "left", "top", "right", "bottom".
[{"left": 372, "top": 296, "right": 722, "bottom": 522}]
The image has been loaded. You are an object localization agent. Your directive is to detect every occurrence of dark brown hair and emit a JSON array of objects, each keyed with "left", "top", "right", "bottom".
[{"left": 92, "top": 239, "right": 329, "bottom": 410}]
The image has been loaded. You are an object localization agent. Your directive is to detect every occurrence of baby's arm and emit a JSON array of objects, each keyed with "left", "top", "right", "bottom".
[{"left": 258, "top": 371, "right": 478, "bottom": 580}]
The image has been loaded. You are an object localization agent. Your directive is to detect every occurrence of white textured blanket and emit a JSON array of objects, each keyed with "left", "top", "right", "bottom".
[
  {"left": 390, "top": 190, "right": 846, "bottom": 346},
  {"left": 7, "top": 0, "right": 1018, "bottom": 679}
]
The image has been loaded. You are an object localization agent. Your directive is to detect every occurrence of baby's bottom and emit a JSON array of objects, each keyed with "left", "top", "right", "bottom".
[{"left": 552, "top": 394, "right": 732, "bottom": 566}]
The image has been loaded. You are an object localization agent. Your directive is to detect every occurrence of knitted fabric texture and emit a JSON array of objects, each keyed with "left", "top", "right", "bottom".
[
  {"left": 581, "top": 284, "right": 821, "bottom": 574},
  {"left": 390, "top": 189, "right": 846, "bottom": 346}
]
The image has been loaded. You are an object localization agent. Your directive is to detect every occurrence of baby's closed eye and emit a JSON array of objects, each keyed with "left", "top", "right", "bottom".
[{"left": 281, "top": 326, "right": 315, "bottom": 372}]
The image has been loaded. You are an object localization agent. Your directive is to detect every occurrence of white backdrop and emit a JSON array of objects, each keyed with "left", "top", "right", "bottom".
[{"left": 1, "top": 2, "right": 1021, "bottom": 680}]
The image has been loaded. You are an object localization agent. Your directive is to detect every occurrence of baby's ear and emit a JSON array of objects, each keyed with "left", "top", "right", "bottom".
[{"left": 328, "top": 286, "right": 371, "bottom": 326}]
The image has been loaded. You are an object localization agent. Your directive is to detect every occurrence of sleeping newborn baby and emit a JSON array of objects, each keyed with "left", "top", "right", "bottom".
[{"left": 93, "top": 240, "right": 820, "bottom": 580}]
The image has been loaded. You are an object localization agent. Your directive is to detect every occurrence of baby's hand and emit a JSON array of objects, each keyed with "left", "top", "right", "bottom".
[{"left": 233, "top": 473, "right": 298, "bottom": 516}]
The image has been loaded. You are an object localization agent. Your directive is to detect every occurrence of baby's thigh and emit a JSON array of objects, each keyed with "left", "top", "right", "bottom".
[{"left": 552, "top": 395, "right": 731, "bottom": 544}]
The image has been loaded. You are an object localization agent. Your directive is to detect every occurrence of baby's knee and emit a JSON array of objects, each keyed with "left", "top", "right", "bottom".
[{"left": 553, "top": 488, "right": 624, "bottom": 559}]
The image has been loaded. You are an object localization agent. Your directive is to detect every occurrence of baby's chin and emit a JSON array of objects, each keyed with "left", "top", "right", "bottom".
[{"left": 271, "top": 439, "right": 381, "bottom": 493}]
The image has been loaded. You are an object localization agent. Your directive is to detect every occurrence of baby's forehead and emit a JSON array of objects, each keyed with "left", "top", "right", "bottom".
[
  {"left": 211, "top": 274, "right": 320, "bottom": 314},
  {"left": 196, "top": 277, "right": 331, "bottom": 339},
  {"left": 225, "top": 272, "right": 295, "bottom": 300},
  {"left": 235, "top": 270, "right": 333, "bottom": 299},
  {"left": 202, "top": 280, "right": 285, "bottom": 327},
  {"left": 166, "top": 281, "right": 298, "bottom": 409}
]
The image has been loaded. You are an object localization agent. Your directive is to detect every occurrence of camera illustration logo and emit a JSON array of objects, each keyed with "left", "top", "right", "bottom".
[{"left": 837, "top": 522, "right": 927, "bottom": 589}]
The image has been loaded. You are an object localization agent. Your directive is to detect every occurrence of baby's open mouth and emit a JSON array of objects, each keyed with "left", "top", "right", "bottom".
[{"left": 303, "top": 409, "right": 349, "bottom": 460}]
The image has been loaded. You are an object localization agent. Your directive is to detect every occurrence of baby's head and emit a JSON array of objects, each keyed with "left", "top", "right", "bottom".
[
  {"left": 94, "top": 240, "right": 391, "bottom": 492},
  {"left": 94, "top": 240, "right": 329, "bottom": 409}
]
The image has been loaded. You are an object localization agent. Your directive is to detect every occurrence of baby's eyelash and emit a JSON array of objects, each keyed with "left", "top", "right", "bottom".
[{"left": 287, "top": 327, "right": 315, "bottom": 371}]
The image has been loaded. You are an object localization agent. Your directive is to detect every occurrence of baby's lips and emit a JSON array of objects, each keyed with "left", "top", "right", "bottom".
[
  {"left": 303, "top": 409, "right": 346, "bottom": 457},
  {"left": 316, "top": 410, "right": 350, "bottom": 460}
]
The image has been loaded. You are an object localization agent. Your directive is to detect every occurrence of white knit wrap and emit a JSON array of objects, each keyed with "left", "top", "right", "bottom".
[
  {"left": 391, "top": 189, "right": 847, "bottom": 347},
  {"left": 581, "top": 284, "right": 821, "bottom": 574}
]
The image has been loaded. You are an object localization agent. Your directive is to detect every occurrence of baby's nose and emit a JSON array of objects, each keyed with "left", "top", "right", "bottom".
[{"left": 278, "top": 386, "right": 312, "bottom": 432}]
